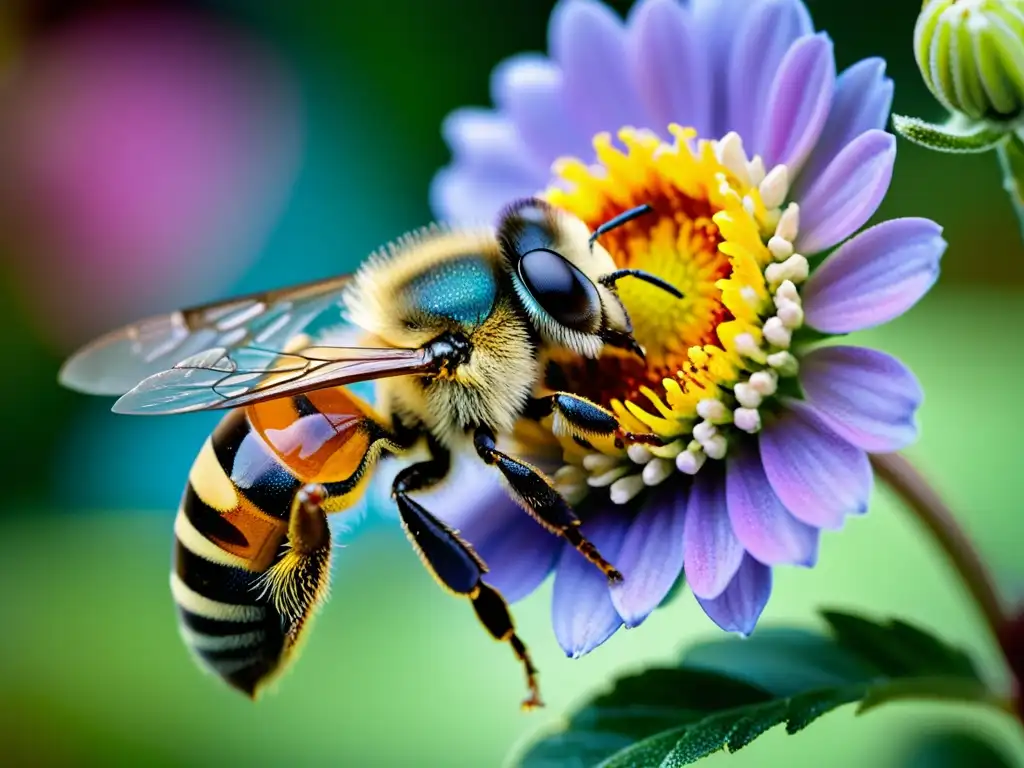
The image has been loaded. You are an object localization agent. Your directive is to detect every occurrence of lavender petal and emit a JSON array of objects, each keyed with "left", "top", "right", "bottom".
[
  {"left": 794, "top": 58, "right": 894, "bottom": 198},
  {"left": 726, "top": 443, "right": 820, "bottom": 566},
  {"left": 795, "top": 129, "right": 895, "bottom": 255},
  {"left": 468, "top": 514, "right": 562, "bottom": 604},
  {"left": 491, "top": 53, "right": 594, "bottom": 166},
  {"left": 695, "top": 553, "right": 773, "bottom": 636},
  {"left": 441, "top": 109, "right": 545, "bottom": 176},
  {"left": 626, "top": 0, "right": 712, "bottom": 139},
  {"left": 691, "top": 0, "right": 769, "bottom": 137},
  {"left": 758, "top": 33, "right": 835, "bottom": 176},
  {"left": 430, "top": 166, "right": 540, "bottom": 227},
  {"left": 552, "top": 509, "right": 630, "bottom": 657},
  {"left": 725, "top": 0, "right": 814, "bottom": 141},
  {"left": 802, "top": 217, "right": 946, "bottom": 332},
  {"left": 799, "top": 345, "right": 923, "bottom": 453},
  {"left": 430, "top": 108, "right": 547, "bottom": 224},
  {"left": 550, "top": 0, "right": 651, "bottom": 140},
  {"left": 609, "top": 480, "right": 688, "bottom": 628},
  {"left": 683, "top": 463, "right": 744, "bottom": 600},
  {"left": 759, "top": 399, "right": 873, "bottom": 530}
]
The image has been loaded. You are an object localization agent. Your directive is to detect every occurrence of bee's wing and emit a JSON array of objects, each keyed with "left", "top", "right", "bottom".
[
  {"left": 110, "top": 343, "right": 433, "bottom": 415},
  {"left": 59, "top": 275, "right": 354, "bottom": 396}
]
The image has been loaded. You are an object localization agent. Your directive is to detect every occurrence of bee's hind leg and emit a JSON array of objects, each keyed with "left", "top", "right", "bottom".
[
  {"left": 473, "top": 425, "right": 623, "bottom": 584},
  {"left": 257, "top": 483, "right": 333, "bottom": 661},
  {"left": 391, "top": 443, "right": 543, "bottom": 711}
]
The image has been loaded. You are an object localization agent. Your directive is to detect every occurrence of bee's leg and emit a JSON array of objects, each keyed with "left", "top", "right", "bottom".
[
  {"left": 259, "top": 483, "right": 333, "bottom": 653},
  {"left": 525, "top": 393, "right": 667, "bottom": 448},
  {"left": 473, "top": 425, "right": 623, "bottom": 583},
  {"left": 524, "top": 392, "right": 619, "bottom": 441},
  {"left": 392, "top": 448, "right": 543, "bottom": 710}
]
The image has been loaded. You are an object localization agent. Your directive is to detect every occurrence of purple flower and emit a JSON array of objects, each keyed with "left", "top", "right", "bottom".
[{"left": 428, "top": 0, "right": 945, "bottom": 656}]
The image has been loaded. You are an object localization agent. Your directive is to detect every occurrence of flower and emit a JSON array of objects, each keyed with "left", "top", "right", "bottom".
[
  {"left": 429, "top": 0, "right": 946, "bottom": 656},
  {"left": 914, "top": 0, "right": 1024, "bottom": 123}
]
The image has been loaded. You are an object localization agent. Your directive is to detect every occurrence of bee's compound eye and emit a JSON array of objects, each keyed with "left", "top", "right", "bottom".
[{"left": 518, "top": 249, "right": 601, "bottom": 332}]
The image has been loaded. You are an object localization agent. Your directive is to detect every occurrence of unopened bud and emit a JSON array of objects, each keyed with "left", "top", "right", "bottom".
[{"left": 915, "top": 0, "right": 1024, "bottom": 121}]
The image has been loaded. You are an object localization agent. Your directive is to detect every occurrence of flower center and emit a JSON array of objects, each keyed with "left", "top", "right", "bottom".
[{"left": 540, "top": 125, "right": 811, "bottom": 505}]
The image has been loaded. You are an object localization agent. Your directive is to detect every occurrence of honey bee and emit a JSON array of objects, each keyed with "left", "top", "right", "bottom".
[{"left": 59, "top": 198, "right": 681, "bottom": 708}]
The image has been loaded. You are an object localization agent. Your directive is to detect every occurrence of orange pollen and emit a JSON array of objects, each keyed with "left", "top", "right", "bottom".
[
  {"left": 542, "top": 132, "right": 734, "bottom": 408},
  {"left": 536, "top": 126, "right": 809, "bottom": 499}
]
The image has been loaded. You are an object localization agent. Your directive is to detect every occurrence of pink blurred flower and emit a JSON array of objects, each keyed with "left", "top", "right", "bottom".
[{"left": 0, "top": 8, "right": 303, "bottom": 346}]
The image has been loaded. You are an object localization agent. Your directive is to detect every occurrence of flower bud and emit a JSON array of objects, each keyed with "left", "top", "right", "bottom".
[{"left": 915, "top": 0, "right": 1024, "bottom": 122}]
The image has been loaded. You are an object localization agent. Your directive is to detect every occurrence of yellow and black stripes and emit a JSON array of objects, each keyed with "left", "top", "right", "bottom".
[
  {"left": 172, "top": 407, "right": 288, "bottom": 697},
  {"left": 208, "top": 406, "right": 302, "bottom": 523},
  {"left": 171, "top": 550, "right": 285, "bottom": 698},
  {"left": 171, "top": 394, "right": 384, "bottom": 699}
]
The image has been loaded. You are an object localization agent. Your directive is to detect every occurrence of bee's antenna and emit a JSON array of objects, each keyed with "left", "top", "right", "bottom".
[
  {"left": 588, "top": 203, "right": 654, "bottom": 248},
  {"left": 599, "top": 269, "right": 684, "bottom": 299}
]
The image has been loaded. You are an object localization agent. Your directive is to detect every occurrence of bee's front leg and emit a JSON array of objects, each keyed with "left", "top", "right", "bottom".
[
  {"left": 524, "top": 392, "right": 619, "bottom": 442},
  {"left": 473, "top": 426, "right": 623, "bottom": 584},
  {"left": 525, "top": 392, "right": 668, "bottom": 449}
]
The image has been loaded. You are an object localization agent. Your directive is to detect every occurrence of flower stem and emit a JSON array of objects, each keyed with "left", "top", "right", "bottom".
[
  {"left": 870, "top": 453, "right": 1006, "bottom": 644},
  {"left": 996, "top": 132, "right": 1024, "bottom": 244}
]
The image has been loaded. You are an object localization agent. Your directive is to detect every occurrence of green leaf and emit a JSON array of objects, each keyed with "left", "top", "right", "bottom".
[
  {"left": 514, "top": 611, "right": 997, "bottom": 768},
  {"left": 598, "top": 727, "right": 691, "bottom": 768},
  {"left": 858, "top": 676, "right": 996, "bottom": 714},
  {"left": 821, "top": 610, "right": 980, "bottom": 679},
  {"left": 901, "top": 728, "right": 1019, "bottom": 768},
  {"left": 682, "top": 627, "right": 875, "bottom": 696},
  {"left": 522, "top": 731, "right": 636, "bottom": 768},
  {"left": 892, "top": 114, "right": 1008, "bottom": 153}
]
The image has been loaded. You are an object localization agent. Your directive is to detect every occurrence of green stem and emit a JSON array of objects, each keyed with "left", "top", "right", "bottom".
[
  {"left": 995, "top": 132, "right": 1024, "bottom": 244},
  {"left": 870, "top": 453, "right": 1006, "bottom": 647}
]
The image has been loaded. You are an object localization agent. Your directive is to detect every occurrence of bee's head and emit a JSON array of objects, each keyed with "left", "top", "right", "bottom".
[{"left": 496, "top": 197, "right": 682, "bottom": 361}]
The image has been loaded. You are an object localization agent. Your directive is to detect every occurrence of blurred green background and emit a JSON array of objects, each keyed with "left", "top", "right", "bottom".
[{"left": 1, "top": 0, "right": 1022, "bottom": 765}]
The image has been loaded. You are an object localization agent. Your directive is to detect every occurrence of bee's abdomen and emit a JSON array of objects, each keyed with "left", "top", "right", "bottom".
[
  {"left": 171, "top": 409, "right": 295, "bottom": 698},
  {"left": 170, "top": 550, "right": 284, "bottom": 697}
]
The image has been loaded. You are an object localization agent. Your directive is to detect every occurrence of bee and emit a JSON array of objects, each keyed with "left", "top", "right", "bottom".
[{"left": 59, "top": 198, "right": 682, "bottom": 709}]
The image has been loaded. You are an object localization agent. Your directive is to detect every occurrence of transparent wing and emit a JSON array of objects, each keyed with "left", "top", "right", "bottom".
[
  {"left": 111, "top": 344, "right": 433, "bottom": 415},
  {"left": 59, "top": 274, "right": 353, "bottom": 396}
]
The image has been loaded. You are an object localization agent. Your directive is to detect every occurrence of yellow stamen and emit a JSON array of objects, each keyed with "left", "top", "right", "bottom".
[{"left": 538, "top": 125, "right": 808, "bottom": 497}]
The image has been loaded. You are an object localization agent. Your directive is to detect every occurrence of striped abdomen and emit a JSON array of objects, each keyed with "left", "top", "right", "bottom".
[{"left": 172, "top": 388, "right": 395, "bottom": 698}]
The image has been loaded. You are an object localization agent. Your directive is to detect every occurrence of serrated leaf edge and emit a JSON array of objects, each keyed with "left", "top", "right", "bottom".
[
  {"left": 521, "top": 612, "right": 1000, "bottom": 768},
  {"left": 594, "top": 682, "right": 872, "bottom": 768}
]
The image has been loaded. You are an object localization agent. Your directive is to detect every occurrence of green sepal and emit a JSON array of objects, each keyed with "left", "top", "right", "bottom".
[
  {"left": 513, "top": 611, "right": 1001, "bottom": 768},
  {"left": 892, "top": 114, "right": 1009, "bottom": 153},
  {"left": 790, "top": 325, "right": 837, "bottom": 347}
]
